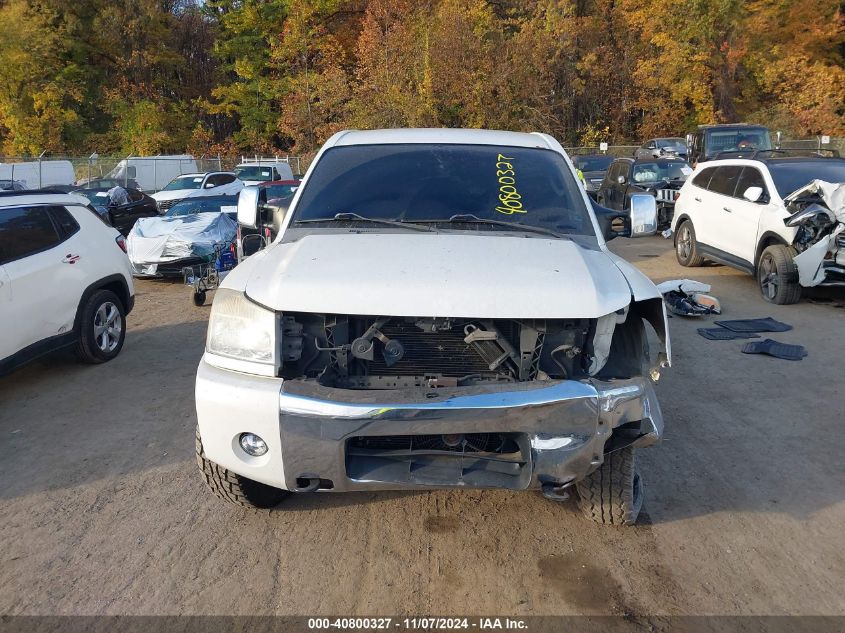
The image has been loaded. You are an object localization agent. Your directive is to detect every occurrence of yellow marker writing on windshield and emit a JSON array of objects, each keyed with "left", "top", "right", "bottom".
[{"left": 495, "top": 153, "right": 525, "bottom": 214}]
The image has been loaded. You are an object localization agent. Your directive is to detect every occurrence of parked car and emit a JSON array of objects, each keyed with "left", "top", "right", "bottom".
[
  {"left": 150, "top": 172, "right": 239, "bottom": 212},
  {"left": 71, "top": 187, "right": 159, "bottom": 236},
  {"left": 127, "top": 206, "right": 238, "bottom": 278},
  {"left": 75, "top": 177, "right": 141, "bottom": 191},
  {"left": 686, "top": 124, "right": 773, "bottom": 165},
  {"left": 671, "top": 154, "right": 845, "bottom": 303},
  {"left": 634, "top": 138, "right": 688, "bottom": 160},
  {"left": 596, "top": 157, "right": 692, "bottom": 228},
  {"left": 0, "top": 180, "right": 26, "bottom": 191},
  {"left": 571, "top": 155, "right": 614, "bottom": 199},
  {"left": 0, "top": 190, "right": 134, "bottom": 374},
  {"left": 234, "top": 160, "right": 294, "bottom": 185},
  {"left": 194, "top": 128, "right": 671, "bottom": 526}
]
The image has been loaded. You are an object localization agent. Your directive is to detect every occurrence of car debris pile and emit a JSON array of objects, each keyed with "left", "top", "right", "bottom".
[
  {"left": 657, "top": 279, "right": 721, "bottom": 317},
  {"left": 784, "top": 180, "right": 845, "bottom": 287}
]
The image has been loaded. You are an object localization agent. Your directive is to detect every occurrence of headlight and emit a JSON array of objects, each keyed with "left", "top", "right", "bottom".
[{"left": 206, "top": 289, "right": 277, "bottom": 366}]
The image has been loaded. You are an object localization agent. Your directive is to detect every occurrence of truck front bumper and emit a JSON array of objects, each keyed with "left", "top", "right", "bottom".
[{"left": 196, "top": 358, "right": 663, "bottom": 492}]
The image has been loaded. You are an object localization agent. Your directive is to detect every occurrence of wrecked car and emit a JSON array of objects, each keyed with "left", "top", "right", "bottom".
[
  {"left": 127, "top": 208, "right": 237, "bottom": 277},
  {"left": 672, "top": 154, "right": 845, "bottom": 303},
  {"left": 194, "top": 129, "right": 671, "bottom": 525}
]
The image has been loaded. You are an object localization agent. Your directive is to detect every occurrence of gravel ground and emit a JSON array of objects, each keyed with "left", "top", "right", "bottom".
[{"left": 0, "top": 235, "right": 843, "bottom": 617}]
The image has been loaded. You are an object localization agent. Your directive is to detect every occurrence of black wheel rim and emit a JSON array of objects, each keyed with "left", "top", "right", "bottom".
[{"left": 759, "top": 253, "right": 778, "bottom": 300}]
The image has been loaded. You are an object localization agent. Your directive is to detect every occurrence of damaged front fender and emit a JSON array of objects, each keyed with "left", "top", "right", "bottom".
[
  {"left": 785, "top": 180, "right": 845, "bottom": 287},
  {"left": 606, "top": 253, "right": 672, "bottom": 374}
]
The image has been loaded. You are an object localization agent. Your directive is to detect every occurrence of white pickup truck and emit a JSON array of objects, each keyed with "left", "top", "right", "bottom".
[{"left": 194, "top": 128, "right": 671, "bottom": 525}]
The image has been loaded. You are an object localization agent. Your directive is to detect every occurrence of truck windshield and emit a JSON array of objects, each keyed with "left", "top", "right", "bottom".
[
  {"left": 707, "top": 129, "right": 772, "bottom": 155},
  {"left": 235, "top": 166, "right": 275, "bottom": 181},
  {"left": 292, "top": 144, "right": 595, "bottom": 237}
]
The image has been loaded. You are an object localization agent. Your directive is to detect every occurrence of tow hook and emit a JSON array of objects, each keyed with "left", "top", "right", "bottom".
[
  {"left": 541, "top": 482, "right": 572, "bottom": 502},
  {"left": 294, "top": 475, "right": 321, "bottom": 493}
]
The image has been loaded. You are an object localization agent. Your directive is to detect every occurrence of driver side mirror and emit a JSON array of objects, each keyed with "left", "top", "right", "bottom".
[
  {"left": 237, "top": 186, "right": 261, "bottom": 229},
  {"left": 616, "top": 175, "right": 627, "bottom": 185},
  {"left": 742, "top": 186, "right": 763, "bottom": 203},
  {"left": 592, "top": 195, "right": 656, "bottom": 241},
  {"left": 205, "top": 182, "right": 216, "bottom": 189}
]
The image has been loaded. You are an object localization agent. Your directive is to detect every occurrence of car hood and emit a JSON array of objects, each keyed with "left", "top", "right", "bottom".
[
  {"left": 239, "top": 232, "right": 634, "bottom": 318},
  {"left": 151, "top": 189, "right": 198, "bottom": 202}
]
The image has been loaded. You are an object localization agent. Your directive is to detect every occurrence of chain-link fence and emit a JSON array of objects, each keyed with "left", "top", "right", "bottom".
[
  {"left": 0, "top": 153, "right": 304, "bottom": 192},
  {"left": 565, "top": 145, "right": 640, "bottom": 157}
]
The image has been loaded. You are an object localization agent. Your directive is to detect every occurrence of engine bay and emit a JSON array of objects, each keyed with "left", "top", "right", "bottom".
[{"left": 278, "top": 314, "right": 598, "bottom": 389}]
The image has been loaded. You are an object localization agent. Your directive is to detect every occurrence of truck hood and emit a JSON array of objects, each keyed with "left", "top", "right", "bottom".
[{"left": 241, "top": 232, "right": 634, "bottom": 318}]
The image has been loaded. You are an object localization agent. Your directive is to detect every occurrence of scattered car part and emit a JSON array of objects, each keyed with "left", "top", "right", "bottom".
[
  {"left": 697, "top": 328, "right": 760, "bottom": 341},
  {"left": 741, "top": 339, "right": 808, "bottom": 361},
  {"left": 657, "top": 279, "right": 721, "bottom": 317},
  {"left": 713, "top": 317, "right": 792, "bottom": 333}
]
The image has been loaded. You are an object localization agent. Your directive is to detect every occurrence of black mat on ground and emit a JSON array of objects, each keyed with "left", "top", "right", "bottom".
[
  {"left": 714, "top": 317, "right": 792, "bottom": 333},
  {"left": 697, "top": 328, "right": 761, "bottom": 341},
  {"left": 741, "top": 338, "right": 808, "bottom": 361}
]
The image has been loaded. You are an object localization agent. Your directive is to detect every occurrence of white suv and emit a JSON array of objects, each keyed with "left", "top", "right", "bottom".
[
  {"left": 0, "top": 191, "right": 135, "bottom": 374},
  {"left": 671, "top": 155, "right": 845, "bottom": 303},
  {"left": 150, "top": 172, "right": 239, "bottom": 212}
]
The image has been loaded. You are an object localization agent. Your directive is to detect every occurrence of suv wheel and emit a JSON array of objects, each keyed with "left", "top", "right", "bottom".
[
  {"left": 675, "top": 220, "right": 704, "bottom": 267},
  {"left": 195, "top": 426, "right": 290, "bottom": 509},
  {"left": 74, "top": 290, "right": 126, "bottom": 363},
  {"left": 758, "top": 245, "right": 801, "bottom": 304},
  {"left": 576, "top": 447, "right": 643, "bottom": 525}
]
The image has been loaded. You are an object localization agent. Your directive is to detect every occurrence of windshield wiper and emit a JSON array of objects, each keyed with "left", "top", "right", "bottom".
[
  {"left": 438, "top": 213, "right": 567, "bottom": 239},
  {"left": 296, "top": 212, "right": 435, "bottom": 232}
]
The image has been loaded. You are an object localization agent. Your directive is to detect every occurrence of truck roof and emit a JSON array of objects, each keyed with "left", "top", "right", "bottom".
[
  {"left": 696, "top": 123, "right": 768, "bottom": 130},
  {"left": 329, "top": 128, "right": 557, "bottom": 150}
]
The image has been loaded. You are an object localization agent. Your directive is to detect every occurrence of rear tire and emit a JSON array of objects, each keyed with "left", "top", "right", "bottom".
[
  {"left": 675, "top": 220, "right": 704, "bottom": 267},
  {"left": 576, "top": 447, "right": 643, "bottom": 525},
  {"left": 74, "top": 290, "right": 126, "bottom": 364},
  {"left": 195, "top": 426, "right": 290, "bottom": 509},
  {"left": 758, "top": 245, "right": 801, "bottom": 305}
]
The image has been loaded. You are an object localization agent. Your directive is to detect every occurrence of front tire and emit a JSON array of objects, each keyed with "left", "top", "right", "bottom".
[
  {"left": 74, "top": 290, "right": 126, "bottom": 364},
  {"left": 675, "top": 220, "right": 704, "bottom": 267},
  {"left": 758, "top": 245, "right": 801, "bottom": 304},
  {"left": 576, "top": 447, "right": 643, "bottom": 525},
  {"left": 195, "top": 426, "right": 290, "bottom": 509}
]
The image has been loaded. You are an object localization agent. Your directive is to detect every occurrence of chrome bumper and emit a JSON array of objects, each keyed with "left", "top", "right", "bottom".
[{"left": 274, "top": 376, "right": 662, "bottom": 492}]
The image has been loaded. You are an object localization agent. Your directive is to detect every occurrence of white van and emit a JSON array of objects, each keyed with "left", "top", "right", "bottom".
[
  {"left": 107, "top": 155, "right": 199, "bottom": 192},
  {"left": 0, "top": 160, "right": 75, "bottom": 189}
]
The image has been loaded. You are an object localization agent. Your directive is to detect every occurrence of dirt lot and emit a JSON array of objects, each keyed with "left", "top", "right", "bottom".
[{"left": 1, "top": 235, "right": 843, "bottom": 617}]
